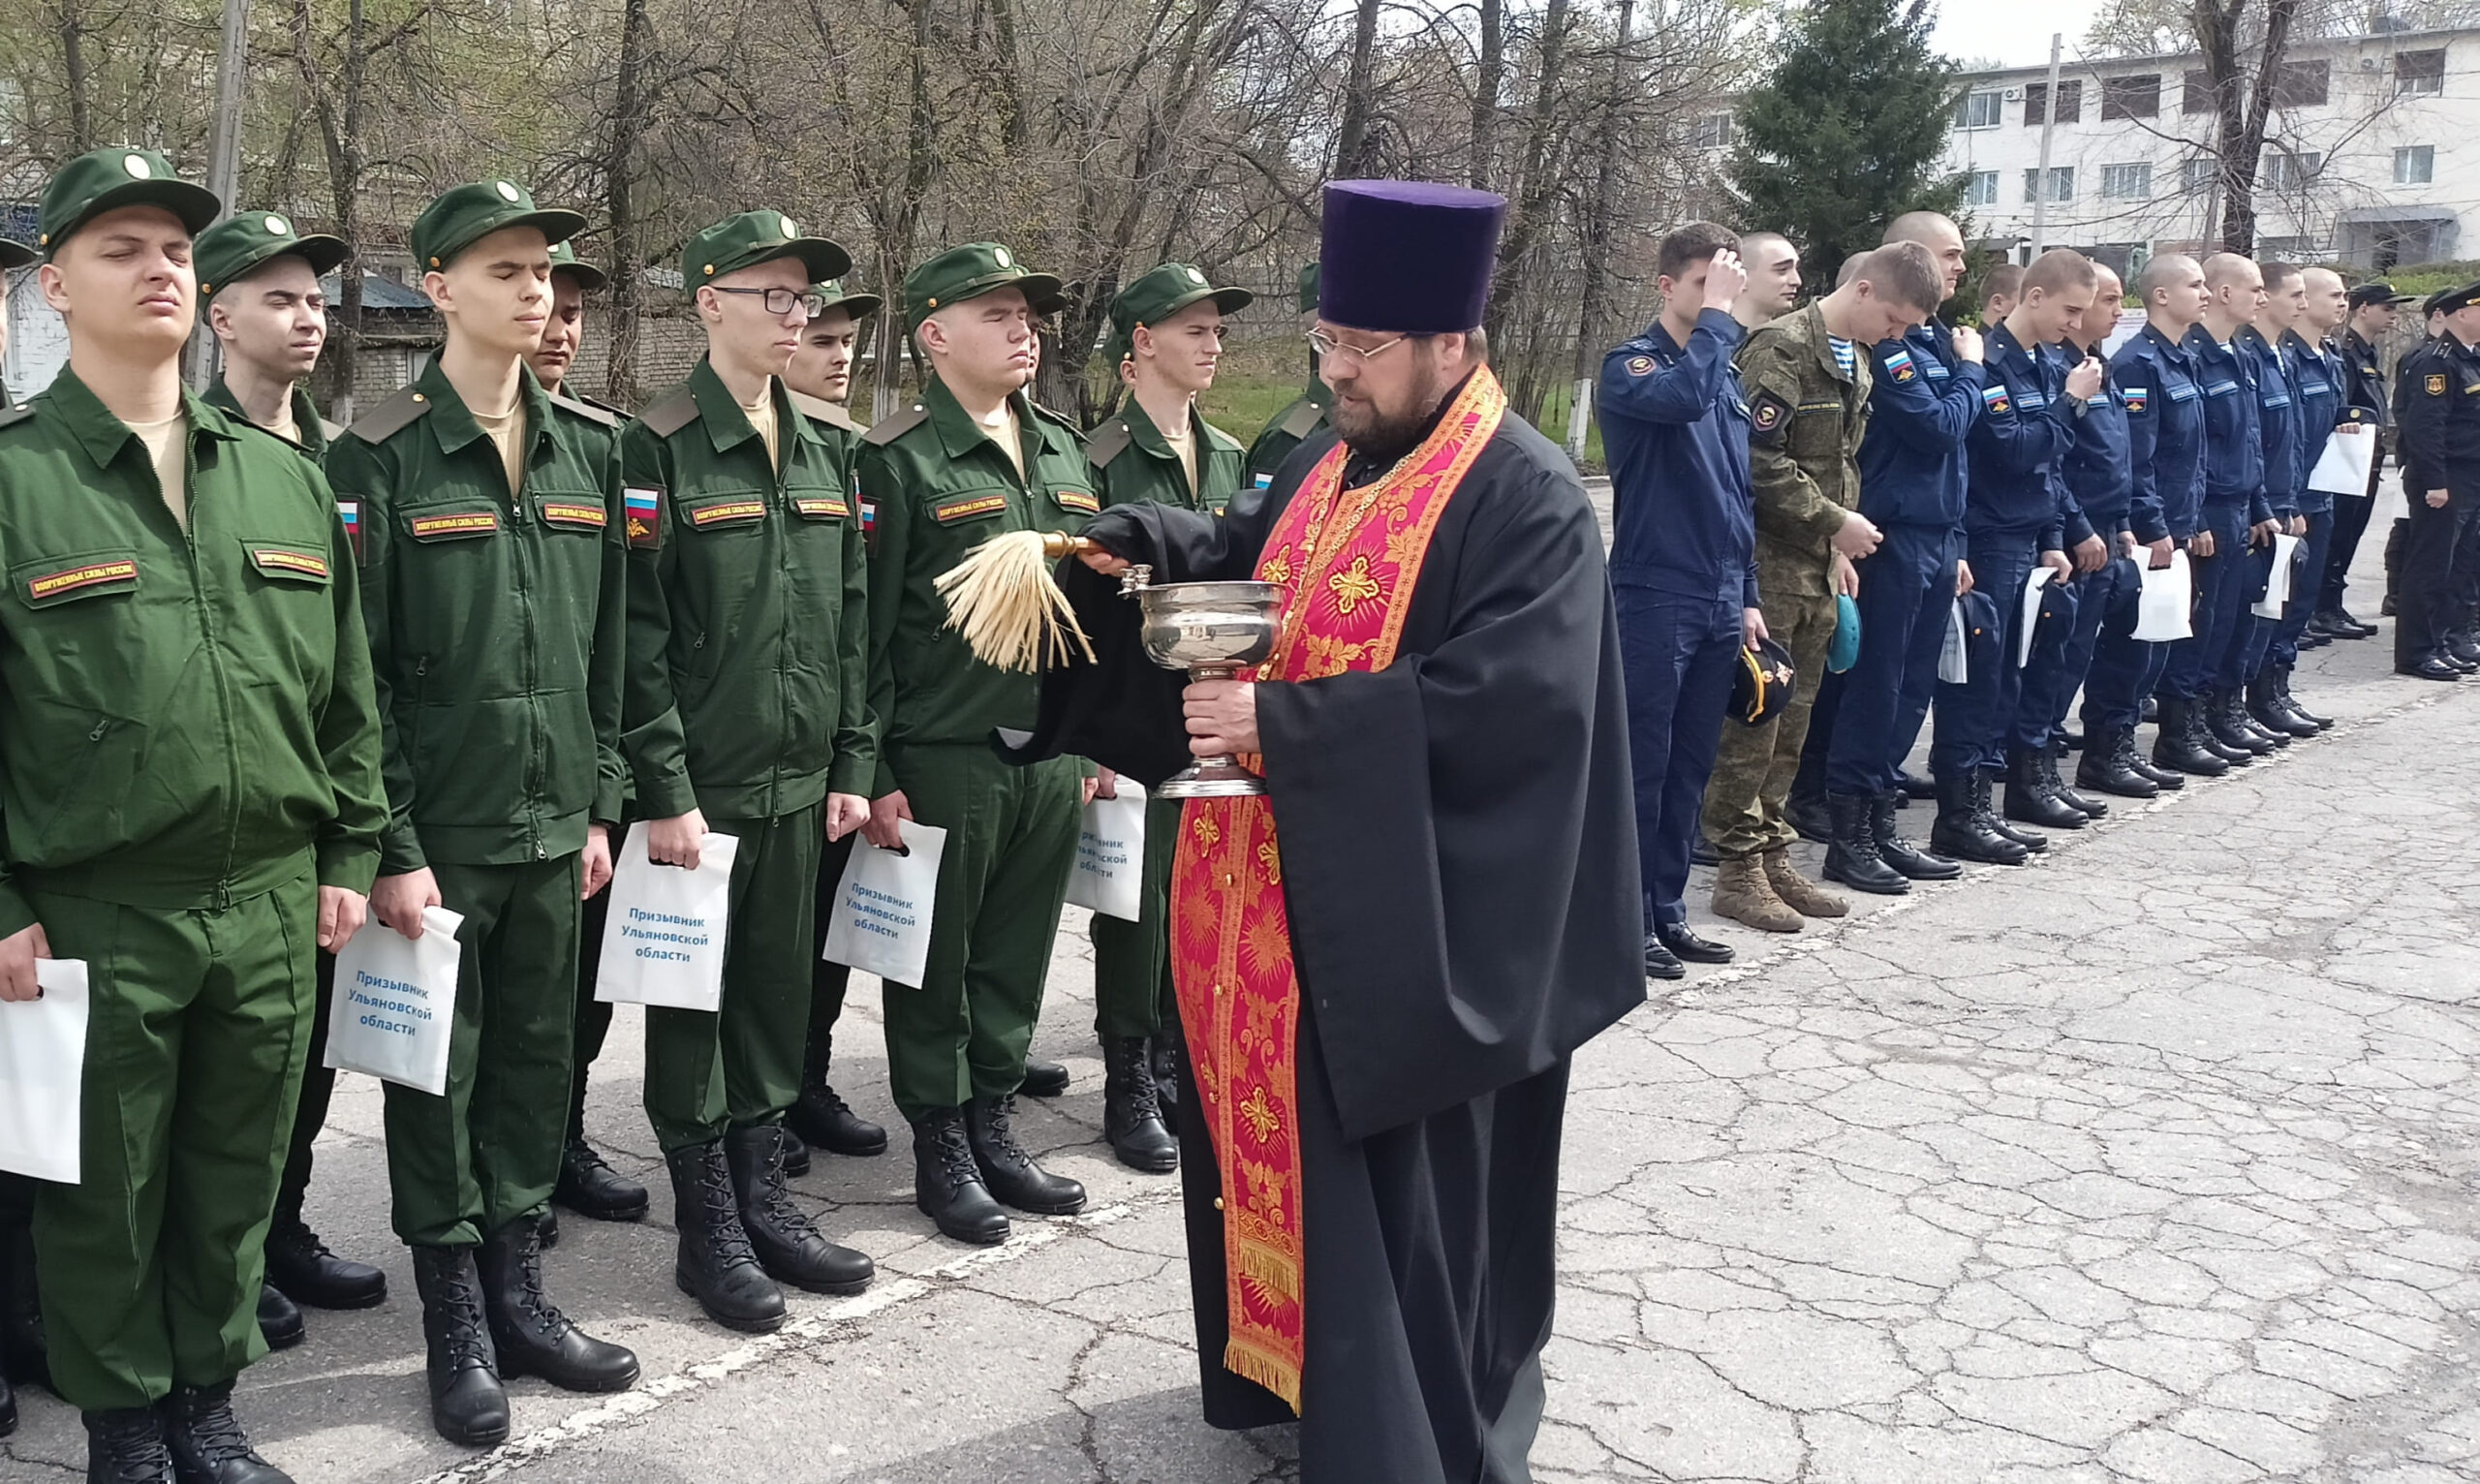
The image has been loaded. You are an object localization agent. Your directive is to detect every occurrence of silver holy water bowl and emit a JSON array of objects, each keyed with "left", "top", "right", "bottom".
[{"left": 1126, "top": 575, "right": 1286, "bottom": 798}]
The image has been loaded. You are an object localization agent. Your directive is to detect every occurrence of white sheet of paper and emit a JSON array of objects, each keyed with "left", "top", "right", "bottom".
[
  {"left": 595, "top": 821, "right": 742, "bottom": 1011},
  {"left": 2307, "top": 423, "right": 2376, "bottom": 497},
  {"left": 2253, "top": 532, "right": 2304, "bottom": 618},
  {"left": 1939, "top": 599, "right": 1968, "bottom": 684},
  {"left": 2132, "top": 549, "right": 2193, "bottom": 641},
  {"left": 2019, "top": 566, "right": 2057, "bottom": 669},
  {"left": 0, "top": 959, "right": 90, "bottom": 1183}
]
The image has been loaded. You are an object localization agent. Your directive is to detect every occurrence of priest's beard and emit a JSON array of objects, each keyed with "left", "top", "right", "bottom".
[{"left": 1330, "top": 356, "right": 1449, "bottom": 467}]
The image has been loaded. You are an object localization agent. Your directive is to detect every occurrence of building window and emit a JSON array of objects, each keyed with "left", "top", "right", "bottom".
[
  {"left": 2025, "top": 78, "right": 2083, "bottom": 125},
  {"left": 2395, "top": 144, "right": 2434, "bottom": 184},
  {"left": 2260, "top": 148, "right": 2322, "bottom": 191},
  {"left": 2102, "top": 74, "right": 2161, "bottom": 119},
  {"left": 2183, "top": 156, "right": 2218, "bottom": 194},
  {"left": 2100, "top": 162, "right": 2154, "bottom": 200},
  {"left": 2258, "top": 235, "right": 2317, "bottom": 260},
  {"left": 2397, "top": 48, "right": 2445, "bottom": 96},
  {"left": 2183, "top": 69, "right": 2216, "bottom": 114},
  {"left": 2023, "top": 166, "right": 2075, "bottom": 203},
  {"left": 1692, "top": 112, "right": 1733, "bottom": 149},
  {"left": 1956, "top": 89, "right": 2003, "bottom": 129},
  {"left": 2273, "top": 59, "right": 2330, "bottom": 108},
  {"left": 1965, "top": 170, "right": 2000, "bottom": 205}
]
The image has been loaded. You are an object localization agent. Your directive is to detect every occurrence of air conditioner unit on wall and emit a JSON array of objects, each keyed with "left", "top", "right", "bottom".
[{"left": 2003, "top": 86, "right": 2025, "bottom": 101}]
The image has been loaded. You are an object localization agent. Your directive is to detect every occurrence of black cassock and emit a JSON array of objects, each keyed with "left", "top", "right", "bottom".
[{"left": 1009, "top": 401, "right": 1643, "bottom": 1484}]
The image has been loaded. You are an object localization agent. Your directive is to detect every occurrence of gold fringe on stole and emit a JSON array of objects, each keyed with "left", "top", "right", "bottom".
[{"left": 1224, "top": 1338, "right": 1305, "bottom": 1414}]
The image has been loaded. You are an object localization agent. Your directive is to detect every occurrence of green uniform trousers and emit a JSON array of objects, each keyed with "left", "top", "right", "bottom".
[
  {"left": 643, "top": 805, "right": 823, "bottom": 1153},
  {"left": 570, "top": 884, "right": 614, "bottom": 1141},
  {"left": 27, "top": 867, "right": 317, "bottom": 1410},
  {"left": 1089, "top": 793, "right": 1180, "bottom": 1039},
  {"left": 810, "top": 830, "right": 855, "bottom": 1050},
  {"left": 1703, "top": 589, "right": 1839, "bottom": 859},
  {"left": 883, "top": 746, "right": 1079, "bottom": 1120},
  {"left": 382, "top": 855, "right": 582, "bottom": 1247}
]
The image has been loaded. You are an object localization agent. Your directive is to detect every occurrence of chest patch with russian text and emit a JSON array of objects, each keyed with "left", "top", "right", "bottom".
[{"left": 408, "top": 510, "right": 501, "bottom": 540}]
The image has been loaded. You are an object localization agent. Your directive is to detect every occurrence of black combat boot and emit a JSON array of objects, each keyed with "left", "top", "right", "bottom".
[
  {"left": 789, "top": 1032, "right": 888, "bottom": 1158},
  {"left": 1018, "top": 1060, "right": 1070, "bottom": 1098},
  {"left": 254, "top": 1285, "right": 302, "bottom": 1352},
  {"left": 1978, "top": 766, "right": 2048, "bottom": 851},
  {"left": 966, "top": 1095, "right": 1088, "bottom": 1216},
  {"left": 1782, "top": 786, "right": 1831, "bottom": 845},
  {"left": 2, "top": 1205, "right": 47, "bottom": 1391},
  {"left": 162, "top": 1381, "right": 289, "bottom": 1484},
  {"left": 2038, "top": 746, "right": 2107, "bottom": 818},
  {"left": 84, "top": 1407, "right": 171, "bottom": 1484},
  {"left": 664, "top": 1141, "right": 787, "bottom": 1334},
  {"left": 912, "top": 1108, "right": 1008, "bottom": 1246},
  {"left": 723, "top": 1125, "right": 875, "bottom": 1294},
  {"left": 2246, "top": 672, "right": 2315, "bottom": 739},
  {"left": 554, "top": 1136, "right": 651, "bottom": 1222},
  {"left": 1822, "top": 792, "right": 1908, "bottom": 894},
  {"left": 1928, "top": 772, "right": 2027, "bottom": 865},
  {"left": 2074, "top": 726, "right": 2158, "bottom": 799},
  {"left": 2208, "top": 688, "right": 2278, "bottom": 754},
  {"left": 1897, "top": 767, "right": 1937, "bottom": 800},
  {"left": 1871, "top": 793, "right": 1960, "bottom": 880},
  {"left": 476, "top": 1218, "right": 641, "bottom": 1392},
  {"left": 2003, "top": 750, "right": 2087, "bottom": 829},
  {"left": 1150, "top": 1037, "right": 1182, "bottom": 1136},
  {"left": 779, "top": 1128, "right": 811, "bottom": 1179},
  {"left": 2274, "top": 665, "right": 2331, "bottom": 730},
  {"left": 1101, "top": 1037, "right": 1178, "bottom": 1173},
  {"left": 410, "top": 1246, "right": 508, "bottom": 1447},
  {"left": 263, "top": 1215, "right": 386, "bottom": 1312},
  {"left": 2151, "top": 696, "right": 2229, "bottom": 776}
]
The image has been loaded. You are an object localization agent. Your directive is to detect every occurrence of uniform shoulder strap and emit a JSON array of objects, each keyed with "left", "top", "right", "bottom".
[
  {"left": 636, "top": 385, "right": 701, "bottom": 438},
  {"left": 1028, "top": 401, "right": 1086, "bottom": 442},
  {"left": 548, "top": 390, "right": 620, "bottom": 429},
  {"left": 0, "top": 405, "right": 35, "bottom": 432},
  {"left": 1199, "top": 417, "right": 1245, "bottom": 454},
  {"left": 347, "top": 385, "right": 433, "bottom": 444},
  {"left": 1085, "top": 417, "right": 1133, "bottom": 469},
  {"left": 1277, "top": 397, "right": 1324, "bottom": 439},
  {"left": 786, "top": 389, "right": 858, "bottom": 432},
  {"left": 861, "top": 404, "right": 929, "bottom": 447},
  {"left": 317, "top": 417, "right": 346, "bottom": 443}
]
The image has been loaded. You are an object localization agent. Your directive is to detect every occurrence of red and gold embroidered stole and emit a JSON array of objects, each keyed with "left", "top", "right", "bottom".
[{"left": 1168, "top": 366, "right": 1507, "bottom": 1413}]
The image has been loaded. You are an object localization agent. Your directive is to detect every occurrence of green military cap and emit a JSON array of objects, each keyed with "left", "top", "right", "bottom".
[
  {"left": 0, "top": 238, "right": 35, "bottom": 270},
  {"left": 195, "top": 210, "right": 348, "bottom": 309},
  {"left": 811, "top": 276, "right": 882, "bottom": 321},
  {"left": 1109, "top": 262, "right": 1252, "bottom": 356},
  {"left": 410, "top": 178, "right": 586, "bottom": 273},
  {"left": 682, "top": 210, "right": 849, "bottom": 289},
  {"left": 1297, "top": 262, "right": 1320, "bottom": 313},
  {"left": 904, "top": 242, "right": 1065, "bottom": 325},
  {"left": 547, "top": 237, "right": 608, "bottom": 292},
  {"left": 38, "top": 147, "right": 220, "bottom": 258}
]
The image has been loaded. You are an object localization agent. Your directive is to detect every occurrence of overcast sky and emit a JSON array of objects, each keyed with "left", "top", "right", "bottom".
[{"left": 1935, "top": 1, "right": 2110, "bottom": 69}]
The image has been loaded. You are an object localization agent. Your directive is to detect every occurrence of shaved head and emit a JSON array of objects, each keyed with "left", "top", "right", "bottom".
[
  {"left": 1882, "top": 211, "right": 1968, "bottom": 300},
  {"left": 2137, "top": 253, "right": 2200, "bottom": 300},
  {"left": 2202, "top": 252, "right": 2260, "bottom": 292}
]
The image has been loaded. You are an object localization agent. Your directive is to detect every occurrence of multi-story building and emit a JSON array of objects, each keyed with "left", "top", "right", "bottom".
[{"left": 1940, "top": 25, "right": 2478, "bottom": 275}]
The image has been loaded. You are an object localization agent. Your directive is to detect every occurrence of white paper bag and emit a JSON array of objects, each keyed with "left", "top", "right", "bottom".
[
  {"left": 1065, "top": 785, "right": 1146, "bottom": 922},
  {"left": 326, "top": 906, "right": 465, "bottom": 1096},
  {"left": 2307, "top": 423, "right": 2376, "bottom": 497},
  {"left": 822, "top": 820, "right": 948, "bottom": 989},
  {"left": 0, "top": 960, "right": 89, "bottom": 1182},
  {"left": 1939, "top": 599, "right": 1969, "bottom": 684},
  {"left": 2133, "top": 549, "right": 2193, "bottom": 641},
  {"left": 595, "top": 819, "right": 741, "bottom": 1011},
  {"left": 2018, "top": 567, "right": 2057, "bottom": 668},
  {"left": 2251, "top": 532, "right": 2303, "bottom": 619}
]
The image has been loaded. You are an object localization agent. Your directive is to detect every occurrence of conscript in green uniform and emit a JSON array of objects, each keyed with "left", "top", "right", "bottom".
[
  {"left": 1082, "top": 262, "right": 1251, "bottom": 1174},
  {"left": 195, "top": 209, "right": 392, "bottom": 1352},
  {"left": 1242, "top": 262, "right": 1329, "bottom": 485},
  {"left": 326, "top": 178, "right": 641, "bottom": 1447},
  {"left": 857, "top": 242, "right": 1097, "bottom": 1245},
  {"left": 0, "top": 146, "right": 385, "bottom": 1484},
  {"left": 621, "top": 212, "right": 877, "bottom": 1333},
  {"left": 529, "top": 236, "right": 658, "bottom": 1236}
]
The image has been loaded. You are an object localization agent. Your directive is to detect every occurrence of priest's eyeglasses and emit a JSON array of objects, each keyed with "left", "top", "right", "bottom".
[
  {"left": 714, "top": 286, "right": 830, "bottom": 320},
  {"left": 1307, "top": 327, "right": 1411, "bottom": 367}
]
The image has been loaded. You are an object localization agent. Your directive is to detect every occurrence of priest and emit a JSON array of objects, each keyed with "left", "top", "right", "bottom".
[{"left": 1013, "top": 179, "right": 1642, "bottom": 1482}]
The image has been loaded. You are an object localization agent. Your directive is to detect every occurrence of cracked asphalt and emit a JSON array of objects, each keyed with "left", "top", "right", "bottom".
[{"left": 8, "top": 478, "right": 2480, "bottom": 1483}]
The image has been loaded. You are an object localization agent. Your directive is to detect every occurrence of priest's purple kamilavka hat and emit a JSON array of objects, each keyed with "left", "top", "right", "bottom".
[{"left": 1318, "top": 179, "right": 1506, "bottom": 334}]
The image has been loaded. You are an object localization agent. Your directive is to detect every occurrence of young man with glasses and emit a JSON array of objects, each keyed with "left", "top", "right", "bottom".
[{"left": 620, "top": 213, "right": 879, "bottom": 1328}]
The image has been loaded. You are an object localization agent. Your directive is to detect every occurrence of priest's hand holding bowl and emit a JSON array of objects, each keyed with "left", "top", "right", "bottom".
[{"left": 1184, "top": 678, "right": 1259, "bottom": 757}]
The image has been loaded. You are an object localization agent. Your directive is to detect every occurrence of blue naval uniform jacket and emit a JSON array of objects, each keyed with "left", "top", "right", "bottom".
[
  {"left": 2236, "top": 325, "right": 2305, "bottom": 519},
  {"left": 2109, "top": 322, "right": 2204, "bottom": 543},
  {"left": 2283, "top": 328, "right": 2344, "bottom": 516},
  {"left": 2184, "top": 325, "right": 2270, "bottom": 524},
  {"left": 2057, "top": 337, "right": 2135, "bottom": 540},
  {"left": 1599, "top": 308, "right": 1761, "bottom": 608},
  {"left": 1855, "top": 321, "right": 1986, "bottom": 529},
  {"left": 1964, "top": 322, "right": 2089, "bottom": 549}
]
